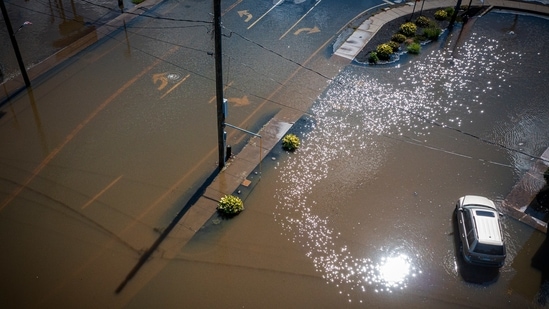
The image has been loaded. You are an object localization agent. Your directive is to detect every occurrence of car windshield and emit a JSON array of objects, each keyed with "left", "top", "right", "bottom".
[{"left": 474, "top": 243, "right": 504, "bottom": 255}]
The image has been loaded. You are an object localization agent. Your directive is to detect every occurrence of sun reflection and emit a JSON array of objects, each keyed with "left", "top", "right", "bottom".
[
  {"left": 273, "top": 29, "right": 520, "bottom": 303},
  {"left": 378, "top": 254, "right": 410, "bottom": 287}
]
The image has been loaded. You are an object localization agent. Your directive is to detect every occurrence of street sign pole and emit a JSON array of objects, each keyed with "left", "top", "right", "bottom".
[{"left": 214, "top": 0, "right": 225, "bottom": 171}]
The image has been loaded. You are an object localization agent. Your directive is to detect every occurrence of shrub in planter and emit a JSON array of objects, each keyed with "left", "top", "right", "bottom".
[
  {"left": 368, "top": 52, "right": 379, "bottom": 64},
  {"left": 415, "top": 16, "right": 431, "bottom": 28},
  {"left": 376, "top": 43, "right": 393, "bottom": 61},
  {"left": 445, "top": 7, "right": 455, "bottom": 17},
  {"left": 386, "top": 41, "right": 400, "bottom": 52},
  {"left": 407, "top": 42, "right": 421, "bottom": 54},
  {"left": 399, "top": 22, "right": 417, "bottom": 37},
  {"left": 282, "top": 133, "right": 300, "bottom": 151},
  {"left": 217, "top": 194, "right": 244, "bottom": 216},
  {"left": 434, "top": 10, "right": 448, "bottom": 20},
  {"left": 391, "top": 33, "right": 406, "bottom": 43},
  {"left": 423, "top": 27, "right": 442, "bottom": 40}
]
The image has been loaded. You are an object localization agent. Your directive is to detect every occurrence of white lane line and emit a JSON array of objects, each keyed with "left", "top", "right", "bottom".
[{"left": 247, "top": 0, "right": 284, "bottom": 30}]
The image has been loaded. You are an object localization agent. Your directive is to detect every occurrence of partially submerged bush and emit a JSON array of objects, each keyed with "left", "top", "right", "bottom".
[
  {"left": 423, "top": 27, "right": 442, "bottom": 40},
  {"left": 399, "top": 22, "right": 417, "bottom": 37},
  {"left": 391, "top": 33, "right": 406, "bottom": 43},
  {"left": 407, "top": 42, "right": 421, "bottom": 54},
  {"left": 415, "top": 16, "right": 431, "bottom": 27},
  {"left": 434, "top": 10, "right": 448, "bottom": 20},
  {"left": 445, "top": 7, "right": 455, "bottom": 17},
  {"left": 386, "top": 40, "right": 400, "bottom": 52},
  {"left": 282, "top": 133, "right": 300, "bottom": 151},
  {"left": 368, "top": 52, "right": 379, "bottom": 64},
  {"left": 217, "top": 195, "right": 244, "bottom": 216},
  {"left": 376, "top": 43, "right": 394, "bottom": 61}
]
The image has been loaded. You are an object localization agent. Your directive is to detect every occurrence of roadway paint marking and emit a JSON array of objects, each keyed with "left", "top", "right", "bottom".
[
  {"left": 223, "top": 0, "right": 243, "bottom": 16},
  {"left": 81, "top": 175, "right": 123, "bottom": 210},
  {"left": 153, "top": 73, "right": 169, "bottom": 90},
  {"left": 279, "top": 0, "right": 322, "bottom": 40},
  {"left": 160, "top": 74, "right": 190, "bottom": 99},
  {"left": 0, "top": 45, "right": 181, "bottom": 212},
  {"left": 247, "top": 0, "right": 283, "bottom": 30},
  {"left": 238, "top": 10, "right": 253, "bottom": 22},
  {"left": 227, "top": 95, "right": 250, "bottom": 106},
  {"left": 294, "top": 26, "right": 320, "bottom": 36},
  {"left": 208, "top": 81, "right": 234, "bottom": 103}
]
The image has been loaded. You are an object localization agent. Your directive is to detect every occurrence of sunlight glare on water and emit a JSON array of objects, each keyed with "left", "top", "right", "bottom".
[{"left": 273, "top": 19, "right": 533, "bottom": 303}]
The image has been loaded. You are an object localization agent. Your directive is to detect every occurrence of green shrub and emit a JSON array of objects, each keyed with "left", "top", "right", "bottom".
[
  {"left": 217, "top": 195, "right": 244, "bottom": 216},
  {"left": 391, "top": 33, "right": 406, "bottom": 43},
  {"left": 368, "top": 52, "right": 379, "bottom": 64},
  {"left": 445, "top": 7, "right": 455, "bottom": 17},
  {"left": 399, "top": 22, "right": 417, "bottom": 37},
  {"left": 434, "top": 10, "right": 448, "bottom": 20},
  {"left": 423, "top": 27, "right": 442, "bottom": 40},
  {"left": 415, "top": 16, "right": 431, "bottom": 27},
  {"left": 282, "top": 133, "right": 300, "bottom": 151},
  {"left": 132, "top": 0, "right": 145, "bottom": 4},
  {"left": 385, "top": 41, "right": 400, "bottom": 52},
  {"left": 376, "top": 43, "right": 393, "bottom": 61},
  {"left": 407, "top": 42, "right": 421, "bottom": 54}
]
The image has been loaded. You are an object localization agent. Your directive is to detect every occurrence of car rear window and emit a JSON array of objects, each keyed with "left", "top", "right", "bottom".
[{"left": 474, "top": 243, "right": 504, "bottom": 255}]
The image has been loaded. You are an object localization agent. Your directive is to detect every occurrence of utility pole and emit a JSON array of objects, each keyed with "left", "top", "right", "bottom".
[
  {"left": 214, "top": 0, "right": 225, "bottom": 171},
  {"left": 0, "top": 0, "right": 31, "bottom": 87}
]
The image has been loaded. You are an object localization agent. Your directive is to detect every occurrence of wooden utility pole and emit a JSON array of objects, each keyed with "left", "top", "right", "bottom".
[
  {"left": 0, "top": 0, "right": 31, "bottom": 87},
  {"left": 214, "top": 0, "right": 225, "bottom": 170}
]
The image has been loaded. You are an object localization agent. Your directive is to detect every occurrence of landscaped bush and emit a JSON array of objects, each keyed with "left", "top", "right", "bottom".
[
  {"left": 376, "top": 43, "right": 393, "bottom": 61},
  {"left": 407, "top": 42, "right": 421, "bottom": 54},
  {"left": 368, "top": 52, "right": 379, "bottom": 64},
  {"left": 434, "top": 10, "right": 448, "bottom": 20},
  {"left": 391, "top": 33, "right": 406, "bottom": 43},
  {"left": 399, "top": 22, "right": 417, "bottom": 37},
  {"left": 386, "top": 41, "right": 400, "bottom": 52},
  {"left": 415, "top": 16, "right": 431, "bottom": 27},
  {"left": 282, "top": 133, "right": 300, "bottom": 151},
  {"left": 217, "top": 194, "right": 244, "bottom": 216},
  {"left": 445, "top": 7, "right": 455, "bottom": 17},
  {"left": 423, "top": 27, "right": 442, "bottom": 40}
]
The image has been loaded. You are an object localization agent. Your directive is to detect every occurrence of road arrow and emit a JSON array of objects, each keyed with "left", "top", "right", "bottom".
[
  {"left": 152, "top": 73, "right": 168, "bottom": 90},
  {"left": 238, "top": 10, "right": 253, "bottom": 22},
  {"left": 294, "top": 26, "right": 320, "bottom": 36},
  {"left": 227, "top": 95, "right": 250, "bottom": 106}
]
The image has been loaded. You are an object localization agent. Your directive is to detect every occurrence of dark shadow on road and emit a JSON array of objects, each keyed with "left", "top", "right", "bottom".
[
  {"left": 115, "top": 168, "right": 220, "bottom": 294},
  {"left": 532, "top": 230, "right": 549, "bottom": 305}
]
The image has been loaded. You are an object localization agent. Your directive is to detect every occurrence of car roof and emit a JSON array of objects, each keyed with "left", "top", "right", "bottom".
[
  {"left": 462, "top": 195, "right": 496, "bottom": 210},
  {"left": 471, "top": 208, "right": 503, "bottom": 245}
]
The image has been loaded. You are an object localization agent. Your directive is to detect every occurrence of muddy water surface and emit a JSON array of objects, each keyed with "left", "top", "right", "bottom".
[{"left": 127, "top": 11, "right": 549, "bottom": 308}]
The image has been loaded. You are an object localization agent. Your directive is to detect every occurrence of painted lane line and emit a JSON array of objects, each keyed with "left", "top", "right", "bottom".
[
  {"left": 279, "top": 0, "right": 322, "bottom": 40},
  {"left": 160, "top": 73, "right": 190, "bottom": 99},
  {"left": 247, "top": 0, "right": 283, "bottom": 30},
  {"left": 81, "top": 175, "right": 123, "bottom": 210}
]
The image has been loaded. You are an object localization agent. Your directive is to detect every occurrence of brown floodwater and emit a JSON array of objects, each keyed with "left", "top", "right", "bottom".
[{"left": 126, "top": 11, "right": 549, "bottom": 308}]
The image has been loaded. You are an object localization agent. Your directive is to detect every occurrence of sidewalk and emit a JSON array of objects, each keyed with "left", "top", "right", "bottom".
[
  {"left": 334, "top": 0, "right": 549, "bottom": 61},
  {"left": 163, "top": 1, "right": 549, "bottom": 253}
]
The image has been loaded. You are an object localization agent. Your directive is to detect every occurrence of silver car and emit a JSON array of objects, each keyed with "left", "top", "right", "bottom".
[{"left": 455, "top": 195, "right": 506, "bottom": 268}]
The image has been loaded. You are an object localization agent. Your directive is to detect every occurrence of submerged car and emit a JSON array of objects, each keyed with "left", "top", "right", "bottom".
[{"left": 455, "top": 195, "right": 506, "bottom": 268}]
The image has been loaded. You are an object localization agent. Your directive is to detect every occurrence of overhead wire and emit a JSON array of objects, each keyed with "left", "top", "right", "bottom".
[{"left": 5, "top": 0, "right": 548, "bottom": 164}]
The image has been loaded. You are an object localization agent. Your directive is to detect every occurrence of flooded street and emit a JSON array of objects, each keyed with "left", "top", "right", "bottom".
[{"left": 128, "top": 11, "right": 549, "bottom": 308}]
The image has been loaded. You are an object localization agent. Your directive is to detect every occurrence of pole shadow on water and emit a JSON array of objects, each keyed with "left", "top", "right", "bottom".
[
  {"left": 115, "top": 169, "right": 220, "bottom": 294},
  {"left": 451, "top": 209, "right": 500, "bottom": 285}
]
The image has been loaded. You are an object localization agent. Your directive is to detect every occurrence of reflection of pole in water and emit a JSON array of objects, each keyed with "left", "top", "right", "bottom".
[
  {"left": 123, "top": 19, "right": 131, "bottom": 58},
  {"left": 27, "top": 88, "right": 50, "bottom": 157}
]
